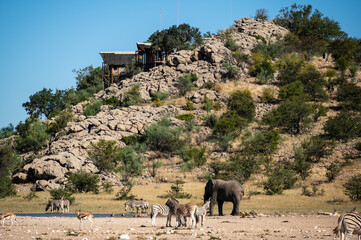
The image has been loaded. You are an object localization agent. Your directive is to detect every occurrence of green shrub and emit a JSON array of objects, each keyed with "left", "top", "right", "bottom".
[
  {"left": 152, "top": 92, "right": 169, "bottom": 101},
  {"left": 214, "top": 111, "right": 247, "bottom": 135},
  {"left": 213, "top": 133, "right": 234, "bottom": 152},
  {"left": 102, "top": 181, "right": 114, "bottom": 194},
  {"left": 241, "top": 130, "right": 281, "bottom": 157},
  {"left": 115, "top": 179, "right": 136, "bottom": 200},
  {"left": 202, "top": 81, "right": 216, "bottom": 89},
  {"left": 158, "top": 180, "right": 192, "bottom": 199},
  {"left": 326, "top": 161, "right": 342, "bottom": 182},
  {"left": 175, "top": 114, "right": 194, "bottom": 121},
  {"left": 261, "top": 88, "right": 277, "bottom": 103},
  {"left": 83, "top": 100, "right": 102, "bottom": 117},
  {"left": 117, "top": 146, "right": 143, "bottom": 177},
  {"left": 178, "top": 74, "right": 197, "bottom": 96},
  {"left": 301, "top": 185, "right": 325, "bottom": 197},
  {"left": 312, "top": 103, "right": 328, "bottom": 121},
  {"left": 16, "top": 118, "right": 51, "bottom": 153},
  {"left": 343, "top": 174, "right": 361, "bottom": 201},
  {"left": 234, "top": 51, "right": 249, "bottom": 66},
  {"left": 179, "top": 147, "right": 207, "bottom": 169},
  {"left": 102, "top": 97, "right": 121, "bottom": 107},
  {"left": 227, "top": 90, "right": 255, "bottom": 122},
  {"left": 293, "top": 145, "right": 312, "bottom": 180},
  {"left": 0, "top": 145, "right": 21, "bottom": 175},
  {"left": 144, "top": 117, "right": 185, "bottom": 153},
  {"left": 49, "top": 188, "right": 75, "bottom": 204},
  {"left": 323, "top": 112, "right": 361, "bottom": 141},
  {"left": 88, "top": 140, "right": 121, "bottom": 172},
  {"left": 185, "top": 100, "right": 195, "bottom": 111},
  {"left": 0, "top": 176, "right": 16, "bottom": 198},
  {"left": 67, "top": 171, "right": 100, "bottom": 194},
  {"left": 278, "top": 81, "right": 304, "bottom": 100},
  {"left": 264, "top": 162, "right": 297, "bottom": 195},
  {"left": 254, "top": 8, "right": 269, "bottom": 20},
  {"left": 302, "top": 136, "right": 333, "bottom": 163},
  {"left": 203, "top": 114, "right": 218, "bottom": 128},
  {"left": 122, "top": 83, "right": 143, "bottom": 107},
  {"left": 297, "top": 65, "right": 328, "bottom": 101},
  {"left": 23, "top": 192, "right": 38, "bottom": 201},
  {"left": 203, "top": 96, "right": 214, "bottom": 112},
  {"left": 262, "top": 96, "right": 314, "bottom": 134},
  {"left": 225, "top": 38, "right": 238, "bottom": 51},
  {"left": 253, "top": 39, "right": 285, "bottom": 59},
  {"left": 152, "top": 99, "right": 164, "bottom": 107},
  {"left": 336, "top": 81, "right": 361, "bottom": 111},
  {"left": 227, "top": 155, "right": 259, "bottom": 184},
  {"left": 47, "top": 111, "right": 73, "bottom": 136},
  {"left": 250, "top": 53, "right": 275, "bottom": 84},
  {"left": 0, "top": 124, "right": 16, "bottom": 139},
  {"left": 221, "top": 62, "right": 239, "bottom": 79}
]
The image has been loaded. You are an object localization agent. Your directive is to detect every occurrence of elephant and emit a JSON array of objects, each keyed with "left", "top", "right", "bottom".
[{"left": 203, "top": 179, "right": 244, "bottom": 216}]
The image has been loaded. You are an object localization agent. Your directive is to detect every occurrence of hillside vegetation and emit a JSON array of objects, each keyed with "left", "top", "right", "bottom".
[{"left": 1, "top": 4, "right": 361, "bottom": 212}]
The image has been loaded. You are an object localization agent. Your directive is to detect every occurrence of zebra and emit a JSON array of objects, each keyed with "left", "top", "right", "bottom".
[
  {"left": 124, "top": 199, "right": 149, "bottom": 214},
  {"left": 334, "top": 212, "right": 361, "bottom": 240},
  {"left": 165, "top": 196, "right": 198, "bottom": 228},
  {"left": 150, "top": 203, "right": 170, "bottom": 227},
  {"left": 196, "top": 200, "right": 210, "bottom": 227},
  {"left": 45, "top": 200, "right": 63, "bottom": 213},
  {"left": 61, "top": 197, "right": 70, "bottom": 213}
]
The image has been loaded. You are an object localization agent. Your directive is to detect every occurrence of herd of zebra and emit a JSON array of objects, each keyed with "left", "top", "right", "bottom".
[{"left": 45, "top": 197, "right": 70, "bottom": 213}]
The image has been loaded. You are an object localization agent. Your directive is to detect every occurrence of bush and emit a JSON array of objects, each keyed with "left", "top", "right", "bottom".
[
  {"left": 185, "top": 100, "right": 195, "bottom": 111},
  {"left": 49, "top": 188, "right": 75, "bottom": 204},
  {"left": 261, "top": 87, "right": 277, "bottom": 103},
  {"left": 254, "top": 8, "right": 269, "bottom": 21},
  {"left": 158, "top": 180, "right": 192, "bottom": 199},
  {"left": 355, "top": 142, "right": 361, "bottom": 151},
  {"left": 323, "top": 112, "right": 361, "bottom": 141},
  {"left": 241, "top": 130, "right": 281, "bottom": 157},
  {"left": 202, "top": 81, "right": 216, "bottom": 90},
  {"left": 250, "top": 53, "right": 275, "bottom": 84},
  {"left": 178, "top": 74, "right": 197, "bottom": 96},
  {"left": 117, "top": 146, "right": 143, "bottom": 177},
  {"left": 0, "top": 176, "right": 16, "bottom": 198},
  {"left": 203, "top": 96, "right": 214, "bottom": 112},
  {"left": 152, "top": 92, "right": 169, "bottom": 101},
  {"left": 102, "top": 181, "right": 114, "bottom": 194},
  {"left": 225, "top": 38, "right": 238, "bottom": 51},
  {"left": 263, "top": 162, "right": 297, "bottom": 195},
  {"left": 102, "top": 97, "right": 121, "bottom": 107},
  {"left": 293, "top": 145, "right": 312, "bottom": 180},
  {"left": 0, "top": 145, "right": 21, "bottom": 175},
  {"left": 227, "top": 90, "right": 255, "bottom": 122},
  {"left": 122, "top": 83, "right": 143, "bottom": 107},
  {"left": 227, "top": 155, "right": 259, "bottom": 184},
  {"left": 221, "top": 62, "right": 239, "bottom": 79},
  {"left": 343, "top": 174, "right": 361, "bottom": 201},
  {"left": 67, "top": 171, "right": 100, "bottom": 194},
  {"left": 203, "top": 114, "right": 218, "bottom": 128},
  {"left": 144, "top": 117, "right": 185, "bottom": 153},
  {"left": 213, "top": 111, "right": 247, "bottom": 135},
  {"left": 83, "top": 100, "right": 102, "bottom": 117},
  {"left": 326, "top": 161, "right": 342, "bottom": 182},
  {"left": 0, "top": 124, "right": 16, "bottom": 139},
  {"left": 115, "top": 179, "right": 136, "bottom": 200},
  {"left": 278, "top": 81, "right": 304, "bottom": 100},
  {"left": 253, "top": 39, "right": 285, "bottom": 59},
  {"left": 302, "top": 136, "right": 333, "bottom": 163},
  {"left": 175, "top": 114, "right": 194, "bottom": 121},
  {"left": 47, "top": 111, "right": 73, "bottom": 136},
  {"left": 336, "top": 81, "right": 361, "bottom": 111},
  {"left": 88, "top": 140, "right": 121, "bottom": 172},
  {"left": 16, "top": 118, "right": 51, "bottom": 153},
  {"left": 179, "top": 147, "right": 207, "bottom": 169}
]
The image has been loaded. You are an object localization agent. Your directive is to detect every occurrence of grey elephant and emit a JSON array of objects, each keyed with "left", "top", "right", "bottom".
[{"left": 204, "top": 179, "right": 244, "bottom": 216}]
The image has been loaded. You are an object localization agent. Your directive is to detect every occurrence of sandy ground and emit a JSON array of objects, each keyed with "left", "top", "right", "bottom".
[{"left": 0, "top": 213, "right": 344, "bottom": 240}]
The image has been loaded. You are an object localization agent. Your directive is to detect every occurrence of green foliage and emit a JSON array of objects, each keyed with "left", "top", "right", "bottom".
[
  {"left": 254, "top": 8, "right": 269, "bottom": 21},
  {"left": 312, "top": 103, "right": 328, "bottom": 121},
  {"left": 293, "top": 145, "right": 312, "bottom": 180},
  {"left": 148, "top": 23, "right": 203, "bottom": 54},
  {"left": 355, "top": 142, "right": 361, "bottom": 151},
  {"left": 0, "top": 176, "right": 16, "bottom": 198},
  {"left": 213, "top": 111, "right": 247, "bottom": 135},
  {"left": 122, "top": 58, "right": 143, "bottom": 80},
  {"left": 115, "top": 179, "right": 136, "bottom": 200},
  {"left": 179, "top": 146, "right": 207, "bottom": 170},
  {"left": 224, "top": 38, "right": 238, "bottom": 51},
  {"left": 178, "top": 74, "right": 197, "bottom": 96},
  {"left": 323, "top": 112, "right": 361, "bottom": 141},
  {"left": 264, "top": 162, "right": 297, "bottom": 195},
  {"left": 83, "top": 100, "right": 102, "bottom": 117},
  {"left": 117, "top": 146, "right": 143, "bottom": 177},
  {"left": 227, "top": 155, "right": 259, "bottom": 184},
  {"left": 329, "top": 37, "right": 359, "bottom": 73},
  {"left": 175, "top": 114, "right": 194, "bottom": 121},
  {"left": 73, "top": 65, "right": 104, "bottom": 91},
  {"left": 241, "top": 130, "right": 281, "bottom": 157},
  {"left": 262, "top": 96, "right": 314, "bottom": 134},
  {"left": 144, "top": 117, "right": 184, "bottom": 153},
  {"left": 343, "top": 174, "right": 361, "bottom": 201},
  {"left": 0, "top": 124, "right": 16, "bottom": 139},
  {"left": 202, "top": 81, "right": 216, "bottom": 90},
  {"left": 234, "top": 51, "right": 249, "bottom": 66},
  {"left": 326, "top": 161, "right": 342, "bottom": 182},
  {"left": 122, "top": 83, "right": 143, "bottom": 107},
  {"left": 158, "top": 180, "right": 192, "bottom": 199},
  {"left": 23, "top": 192, "right": 38, "bottom": 201},
  {"left": 301, "top": 136, "right": 333, "bottom": 163},
  {"left": 301, "top": 185, "right": 325, "bottom": 197},
  {"left": 297, "top": 65, "right": 328, "bottom": 101},
  {"left": 203, "top": 95, "right": 214, "bottom": 112},
  {"left": 47, "top": 111, "right": 73, "bottom": 136},
  {"left": 261, "top": 87, "right": 276, "bottom": 103},
  {"left": 49, "top": 188, "right": 75, "bottom": 204},
  {"left": 275, "top": 4, "right": 343, "bottom": 41},
  {"left": 151, "top": 92, "right": 169, "bottom": 102},
  {"left": 278, "top": 81, "right": 304, "bottom": 100},
  {"left": 276, "top": 53, "right": 305, "bottom": 85},
  {"left": 16, "top": 118, "right": 51, "bottom": 153},
  {"left": 203, "top": 113, "right": 218, "bottom": 128},
  {"left": 102, "top": 181, "right": 114, "bottom": 194},
  {"left": 102, "top": 97, "right": 121, "bottom": 107},
  {"left": 0, "top": 145, "right": 21, "bottom": 176},
  {"left": 149, "top": 159, "right": 163, "bottom": 177},
  {"left": 253, "top": 40, "right": 286, "bottom": 59},
  {"left": 227, "top": 90, "right": 255, "bottom": 122},
  {"left": 250, "top": 52, "right": 275, "bottom": 84},
  {"left": 121, "top": 135, "right": 144, "bottom": 146},
  {"left": 67, "top": 171, "right": 100, "bottom": 194},
  {"left": 221, "top": 62, "right": 239, "bottom": 79},
  {"left": 88, "top": 140, "right": 121, "bottom": 172},
  {"left": 336, "top": 81, "right": 361, "bottom": 111},
  {"left": 185, "top": 100, "right": 195, "bottom": 111}
]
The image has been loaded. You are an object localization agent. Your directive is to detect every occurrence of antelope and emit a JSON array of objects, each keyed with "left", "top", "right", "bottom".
[
  {"left": 1, "top": 213, "right": 17, "bottom": 228},
  {"left": 76, "top": 211, "right": 93, "bottom": 230}
]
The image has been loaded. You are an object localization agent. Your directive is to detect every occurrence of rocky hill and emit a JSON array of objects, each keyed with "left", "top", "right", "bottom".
[{"left": 12, "top": 17, "right": 361, "bottom": 193}]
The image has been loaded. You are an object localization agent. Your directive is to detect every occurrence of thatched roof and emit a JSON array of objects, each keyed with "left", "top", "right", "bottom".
[{"left": 99, "top": 51, "right": 137, "bottom": 66}]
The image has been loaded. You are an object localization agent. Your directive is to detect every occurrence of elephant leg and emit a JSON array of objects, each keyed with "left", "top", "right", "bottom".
[
  {"left": 231, "top": 196, "right": 240, "bottom": 216},
  {"left": 218, "top": 200, "right": 224, "bottom": 216},
  {"left": 209, "top": 200, "right": 216, "bottom": 216}
]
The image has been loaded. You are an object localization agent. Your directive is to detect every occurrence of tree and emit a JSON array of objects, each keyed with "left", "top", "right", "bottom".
[
  {"left": 148, "top": 24, "right": 203, "bottom": 55},
  {"left": 254, "top": 8, "right": 269, "bottom": 21},
  {"left": 329, "top": 38, "right": 359, "bottom": 74},
  {"left": 73, "top": 65, "right": 104, "bottom": 91},
  {"left": 323, "top": 112, "right": 361, "bottom": 141},
  {"left": 227, "top": 90, "right": 255, "bottom": 122},
  {"left": 0, "top": 124, "right": 16, "bottom": 139},
  {"left": 275, "top": 4, "right": 344, "bottom": 41},
  {"left": 88, "top": 140, "right": 121, "bottom": 172},
  {"left": 336, "top": 81, "right": 361, "bottom": 111},
  {"left": 177, "top": 74, "right": 197, "bottom": 96},
  {"left": 67, "top": 171, "right": 100, "bottom": 194},
  {"left": 0, "top": 145, "right": 21, "bottom": 176},
  {"left": 344, "top": 174, "right": 361, "bottom": 201}
]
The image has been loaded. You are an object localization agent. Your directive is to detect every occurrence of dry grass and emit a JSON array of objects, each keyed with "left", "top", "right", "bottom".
[{"left": 0, "top": 181, "right": 357, "bottom": 214}]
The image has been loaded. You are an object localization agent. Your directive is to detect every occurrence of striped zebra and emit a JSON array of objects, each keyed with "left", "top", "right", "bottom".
[
  {"left": 166, "top": 196, "right": 198, "bottom": 228},
  {"left": 196, "top": 200, "right": 210, "bottom": 227},
  {"left": 334, "top": 212, "right": 361, "bottom": 240},
  {"left": 150, "top": 203, "right": 171, "bottom": 227},
  {"left": 124, "top": 199, "right": 149, "bottom": 214}
]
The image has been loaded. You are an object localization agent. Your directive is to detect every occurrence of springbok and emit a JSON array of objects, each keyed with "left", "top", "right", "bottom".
[
  {"left": 76, "top": 211, "right": 93, "bottom": 230},
  {"left": 1, "top": 213, "right": 17, "bottom": 228}
]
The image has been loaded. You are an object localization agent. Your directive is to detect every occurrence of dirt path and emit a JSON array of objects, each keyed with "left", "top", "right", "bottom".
[{"left": 0, "top": 213, "right": 342, "bottom": 239}]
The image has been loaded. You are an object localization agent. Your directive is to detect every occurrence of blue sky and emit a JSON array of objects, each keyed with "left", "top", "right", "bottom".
[{"left": 0, "top": 0, "right": 360, "bottom": 128}]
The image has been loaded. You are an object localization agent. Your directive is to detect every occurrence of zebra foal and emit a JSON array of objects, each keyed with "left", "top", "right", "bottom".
[
  {"left": 196, "top": 200, "right": 210, "bottom": 227},
  {"left": 150, "top": 203, "right": 171, "bottom": 227},
  {"left": 334, "top": 212, "right": 361, "bottom": 240}
]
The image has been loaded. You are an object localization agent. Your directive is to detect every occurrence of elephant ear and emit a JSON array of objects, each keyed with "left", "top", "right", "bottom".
[{"left": 206, "top": 179, "right": 215, "bottom": 189}]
